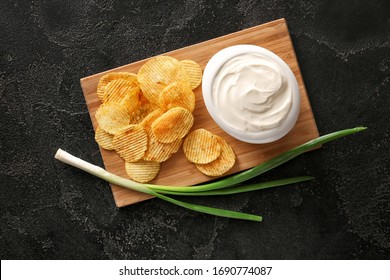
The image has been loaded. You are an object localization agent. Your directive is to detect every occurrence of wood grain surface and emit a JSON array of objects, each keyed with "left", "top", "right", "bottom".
[{"left": 80, "top": 18, "right": 319, "bottom": 207}]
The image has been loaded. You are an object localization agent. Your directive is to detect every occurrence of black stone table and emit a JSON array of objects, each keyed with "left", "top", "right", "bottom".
[{"left": 1, "top": 0, "right": 389, "bottom": 259}]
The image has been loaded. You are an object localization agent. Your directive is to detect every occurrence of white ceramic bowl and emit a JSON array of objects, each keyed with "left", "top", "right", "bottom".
[{"left": 202, "top": 44, "right": 300, "bottom": 144}]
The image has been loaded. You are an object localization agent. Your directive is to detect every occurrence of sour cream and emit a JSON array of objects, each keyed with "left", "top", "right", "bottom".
[{"left": 202, "top": 45, "right": 300, "bottom": 143}]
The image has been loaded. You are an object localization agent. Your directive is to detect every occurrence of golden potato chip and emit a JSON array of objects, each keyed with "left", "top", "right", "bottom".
[
  {"left": 151, "top": 107, "right": 194, "bottom": 143},
  {"left": 139, "top": 109, "right": 181, "bottom": 162},
  {"left": 137, "top": 56, "right": 191, "bottom": 104},
  {"left": 95, "top": 126, "right": 114, "bottom": 150},
  {"left": 95, "top": 103, "right": 130, "bottom": 134},
  {"left": 125, "top": 160, "right": 160, "bottom": 183},
  {"left": 139, "top": 94, "right": 160, "bottom": 114},
  {"left": 104, "top": 78, "right": 139, "bottom": 105},
  {"left": 180, "top": 59, "right": 202, "bottom": 89},
  {"left": 119, "top": 86, "right": 141, "bottom": 114},
  {"left": 129, "top": 95, "right": 160, "bottom": 124},
  {"left": 97, "top": 72, "right": 137, "bottom": 102},
  {"left": 140, "top": 109, "right": 164, "bottom": 133},
  {"left": 144, "top": 133, "right": 182, "bottom": 162},
  {"left": 195, "top": 136, "right": 236, "bottom": 176},
  {"left": 113, "top": 124, "right": 148, "bottom": 162},
  {"left": 158, "top": 82, "right": 195, "bottom": 112},
  {"left": 183, "top": 129, "right": 221, "bottom": 164}
]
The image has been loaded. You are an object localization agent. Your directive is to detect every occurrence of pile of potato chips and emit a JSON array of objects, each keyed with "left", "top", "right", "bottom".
[{"left": 94, "top": 55, "right": 235, "bottom": 183}]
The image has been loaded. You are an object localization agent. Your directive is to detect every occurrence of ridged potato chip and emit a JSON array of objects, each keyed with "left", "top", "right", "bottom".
[
  {"left": 151, "top": 107, "right": 194, "bottom": 143},
  {"left": 140, "top": 109, "right": 164, "bottom": 133},
  {"left": 180, "top": 59, "right": 202, "bottom": 89},
  {"left": 183, "top": 129, "right": 221, "bottom": 164},
  {"left": 138, "top": 56, "right": 191, "bottom": 104},
  {"left": 158, "top": 82, "right": 195, "bottom": 112},
  {"left": 144, "top": 133, "right": 182, "bottom": 162},
  {"left": 141, "top": 109, "right": 181, "bottom": 162},
  {"left": 113, "top": 124, "right": 148, "bottom": 162},
  {"left": 94, "top": 126, "right": 114, "bottom": 150},
  {"left": 125, "top": 160, "right": 160, "bottom": 183},
  {"left": 129, "top": 95, "right": 160, "bottom": 124},
  {"left": 119, "top": 86, "right": 141, "bottom": 114},
  {"left": 97, "top": 72, "right": 137, "bottom": 102},
  {"left": 95, "top": 103, "right": 130, "bottom": 134},
  {"left": 195, "top": 136, "right": 236, "bottom": 176},
  {"left": 104, "top": 78, "right": 138, "bottom": 104}
]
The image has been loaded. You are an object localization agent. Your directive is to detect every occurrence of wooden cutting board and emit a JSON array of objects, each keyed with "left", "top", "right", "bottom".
[{"left": 80, "top": 18, "right": 319, "bottom": 207}]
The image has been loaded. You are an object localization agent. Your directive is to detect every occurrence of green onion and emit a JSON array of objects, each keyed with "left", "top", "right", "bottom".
[
  {"left": 152, "top": 176, "right": 315, "bottom": 196},
  {"left": 55, "top": 126, "right": 366, "bottom": 221},
  {"left": 153, "top": 192, "right": 262, "bottom": 222},
  {"left": 146, "top": 127, "right": 367, "bottom": 193},
  {"left": 55, "top": 149, "right": 262, "bottom": 222}
]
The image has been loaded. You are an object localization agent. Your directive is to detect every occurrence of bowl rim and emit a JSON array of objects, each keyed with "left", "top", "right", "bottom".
[{"left": 202, "top": 44, "right": 301, "bottom": 144}]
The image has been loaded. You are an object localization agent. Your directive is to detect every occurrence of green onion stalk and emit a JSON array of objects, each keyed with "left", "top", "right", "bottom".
[{"left": 55, "top": 127, "right": 366, "bottom": 222}]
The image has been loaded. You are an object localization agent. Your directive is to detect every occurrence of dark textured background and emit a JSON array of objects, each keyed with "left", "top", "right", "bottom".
[{"left": 1, "top": 0, "right": 389, "bottom": 260}]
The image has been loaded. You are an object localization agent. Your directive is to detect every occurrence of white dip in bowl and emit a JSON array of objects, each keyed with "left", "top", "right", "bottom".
[{"left": 202, "top": 45, "right": 300, "bottom": 144}]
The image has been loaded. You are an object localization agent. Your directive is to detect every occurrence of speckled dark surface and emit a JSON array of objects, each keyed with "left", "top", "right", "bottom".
[{"left": 1, "top": 0, "right": 389, "bottom": 260}]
